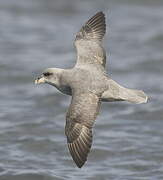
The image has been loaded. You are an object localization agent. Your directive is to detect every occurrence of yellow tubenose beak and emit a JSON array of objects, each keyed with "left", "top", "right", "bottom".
[{"left": 35, "top": 76, "right": 45, "bottom": 84}]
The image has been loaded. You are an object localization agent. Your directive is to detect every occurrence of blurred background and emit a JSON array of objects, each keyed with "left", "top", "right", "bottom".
[{"left": 0, "top": 0, "right": 163, "bottom": 179}]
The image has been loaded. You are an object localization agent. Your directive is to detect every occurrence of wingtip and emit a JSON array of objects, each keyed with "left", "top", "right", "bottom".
[
  {"left": 92, "top": 11, "right": 105, "bottom": 21},
  {"left": 96, "top": 11, "right": 105, "bottom": 16},
  {"left": 86, "top": 11, "right": 106, "bottom": 40},
  {"left": 76, "top": 161, "right": 85, "bottom": 168}
]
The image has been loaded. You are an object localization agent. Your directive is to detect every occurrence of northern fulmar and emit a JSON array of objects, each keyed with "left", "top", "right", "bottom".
[{"left": 35, "top": 12, "right": 148, "bottom": 168}]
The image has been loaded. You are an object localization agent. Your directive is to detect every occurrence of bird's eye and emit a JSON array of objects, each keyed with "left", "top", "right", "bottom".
[{"left": 43, "top": 72, "right": 53, "bottom": 77}]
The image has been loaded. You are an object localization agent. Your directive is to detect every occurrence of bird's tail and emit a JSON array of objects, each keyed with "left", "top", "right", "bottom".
[
  {"left": 101, "top": 79, "right": 148, "bottom": 104},
  {"left": 117, "top": 88, "right": 148, "bottom": 104}
]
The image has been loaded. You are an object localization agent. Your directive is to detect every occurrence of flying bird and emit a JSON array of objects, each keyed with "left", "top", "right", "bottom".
[{"left": 35, "top": 12, "right": 148, "bottom": 168}]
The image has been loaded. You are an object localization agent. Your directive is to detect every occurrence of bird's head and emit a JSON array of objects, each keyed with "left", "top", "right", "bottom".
[{"left": 35, "top": 68, "right": 62, "bottom": 87}]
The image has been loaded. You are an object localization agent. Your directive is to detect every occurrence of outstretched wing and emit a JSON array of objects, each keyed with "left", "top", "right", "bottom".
[
  {"left": 74, "top": 12, "right": 106, "bottom": 68},
  {"left": 65, "top": 92, "right": 101, "bottom": 168}
]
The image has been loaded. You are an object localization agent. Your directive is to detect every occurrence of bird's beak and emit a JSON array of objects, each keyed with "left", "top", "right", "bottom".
[{"left": 35, "top": 75, "right": 45, "bottom": 84}]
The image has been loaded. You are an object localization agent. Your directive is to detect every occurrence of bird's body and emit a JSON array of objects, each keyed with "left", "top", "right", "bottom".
[
  {"left": 61, "top": 67, "right": 107, "bottom": 95},
  {"left": 35, "top": 12, "right": 148, "bottom": 168}
]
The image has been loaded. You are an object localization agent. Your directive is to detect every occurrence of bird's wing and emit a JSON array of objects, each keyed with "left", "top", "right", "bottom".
[
  {"left": 65, "top": 92, "right": 101, "bottom": 168},
  {"left": 74, "top": 12, "right": 106, "bottom": 68}
]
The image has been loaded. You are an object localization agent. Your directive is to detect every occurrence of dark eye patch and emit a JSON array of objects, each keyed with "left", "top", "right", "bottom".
[{"left": 43, "top": 72, "right": 53, "bottom": 77}]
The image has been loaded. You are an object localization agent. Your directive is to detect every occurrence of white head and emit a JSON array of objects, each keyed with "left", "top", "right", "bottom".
[{"left": 35, "top": 68, "right": 63, "bottom": 87}]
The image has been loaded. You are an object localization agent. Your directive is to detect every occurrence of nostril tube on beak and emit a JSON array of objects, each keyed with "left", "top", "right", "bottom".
[
  {"left": 34, "top": 75, "right": 45, "bottom": 84},
  {"left": 34, "top": 77, "right": 39, "bottom": 84}
]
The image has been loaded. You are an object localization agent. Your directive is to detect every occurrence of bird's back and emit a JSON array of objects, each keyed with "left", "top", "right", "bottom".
[{"left": 61, "top": 67, "right": 107, "bottom": 96}]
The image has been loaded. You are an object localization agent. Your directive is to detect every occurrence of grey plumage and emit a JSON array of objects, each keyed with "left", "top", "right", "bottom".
[
  {"left": 75, "top": 12, "right": 106, "bottom": 68},
  {"left": 65, "top": 92, "right": 100, "bottom": 168},
  {"left": 35, "top": 12, "right": 148, "bottom": 168}
]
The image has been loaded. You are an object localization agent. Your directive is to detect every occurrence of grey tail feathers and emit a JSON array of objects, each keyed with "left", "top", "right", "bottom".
[
  {"left": 101, "top": 79, "right": 148, "bottom": 104},
  {"left": 117, "top": 88, "right": 148, "bottom": 104}
]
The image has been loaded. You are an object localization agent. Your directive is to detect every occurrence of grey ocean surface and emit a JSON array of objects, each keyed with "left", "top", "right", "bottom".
[{"left": 0, "top": 0, "right": 163, "bottom": 179}]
